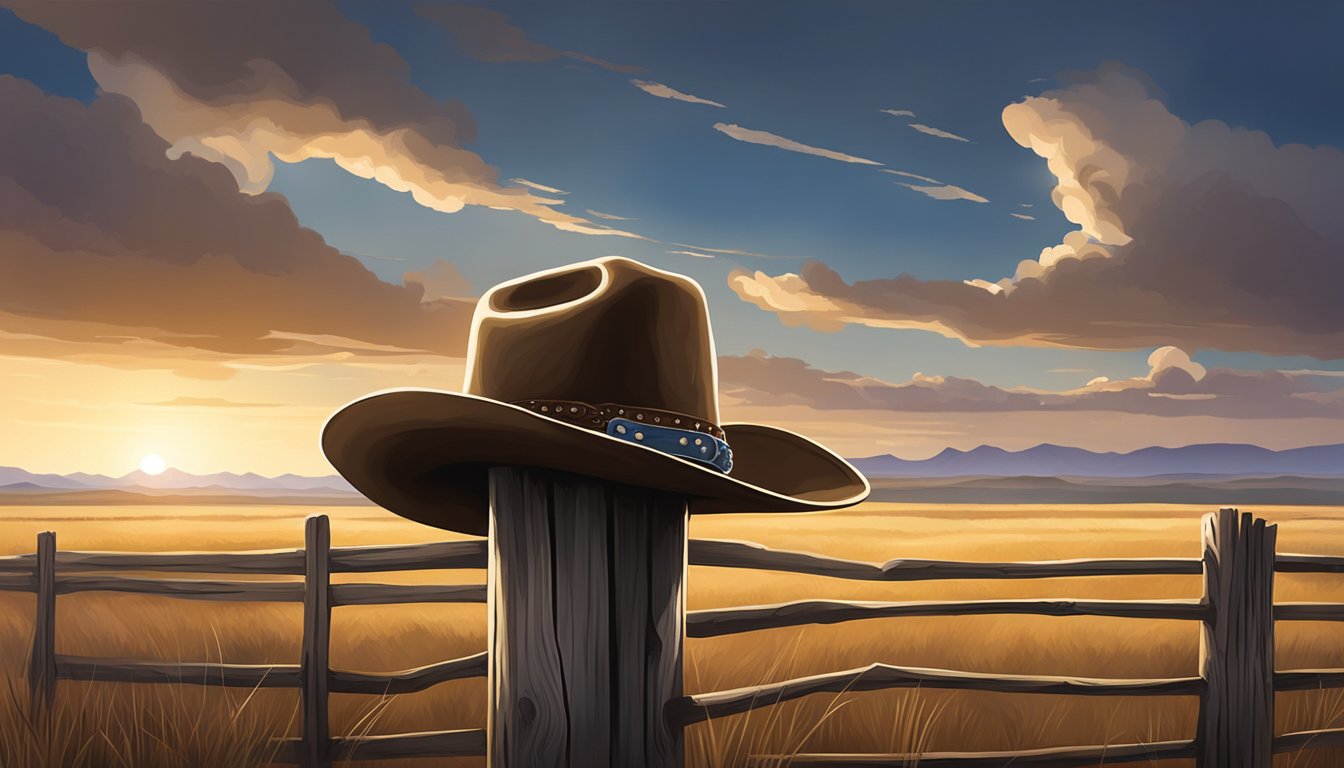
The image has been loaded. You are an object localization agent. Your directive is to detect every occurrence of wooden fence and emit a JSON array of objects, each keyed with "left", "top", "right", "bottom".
[{"left": 3, "top": 507, "right": 1344, "bottom": 766}]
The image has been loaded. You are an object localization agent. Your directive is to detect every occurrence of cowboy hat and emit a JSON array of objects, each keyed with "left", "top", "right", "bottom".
[{"left": 322, "top": 256, "right": 869, "bottom": 535}]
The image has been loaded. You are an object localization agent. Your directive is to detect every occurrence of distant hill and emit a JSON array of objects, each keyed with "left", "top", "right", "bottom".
[
  {"left": 0, "top": 465, "right": 357, "bottom": 497},
  {"left": 852, "top": 443, "right": 1344, "bottom": 479}
]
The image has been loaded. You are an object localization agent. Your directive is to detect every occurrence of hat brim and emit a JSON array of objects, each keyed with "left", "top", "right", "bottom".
[{"left": 321, "top": 389, "right": 870, "bottom": 535}]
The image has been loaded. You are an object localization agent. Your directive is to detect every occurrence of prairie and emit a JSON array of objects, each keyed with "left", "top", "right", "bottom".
[{"left": 2, "top": 502, "right": 1344, "bottom": 766}]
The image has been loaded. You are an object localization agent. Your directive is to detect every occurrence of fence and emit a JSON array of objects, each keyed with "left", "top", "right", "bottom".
[{"left": 3, "top": 507, "right": 1344, "bottom": 766}]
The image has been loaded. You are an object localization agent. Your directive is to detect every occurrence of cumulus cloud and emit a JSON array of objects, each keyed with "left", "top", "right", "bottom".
[
  {"left": 908, "top": 123, "right": 970, "bottom": 142},
  {"left": 718, "top": 349, "right": 1344, "bottom": 420},
  {"left": 416, "top": 4, "right": 642, "bottom": 73},
  {"left": 403, "top": 260, "right": 473, "bottom": 302},
  {"left": 714, "top": 123, "right": 883, "bottom": 166},
  {"left": 0, "top": 76, "right": 474, "bottom": 360},
  {"left": 631, "top": 79, "right": 725, "bottom": 108},
  {"left": 728, "top": 64, "right": 1344, "bottom": 358},
  {"left": 6, "top": 0, "right": 640, "bottom": 240}
]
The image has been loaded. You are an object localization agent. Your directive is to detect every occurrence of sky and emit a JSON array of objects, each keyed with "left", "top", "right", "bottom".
[{"left": 1, "top": 0, "right": 1343, "bottom": 476}]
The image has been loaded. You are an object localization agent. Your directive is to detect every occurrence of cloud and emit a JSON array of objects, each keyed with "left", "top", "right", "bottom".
[
  {"left": 403, "top": 260, "right": 473, "bottom": 302},
  {"left": 672, "top": 243, "right": 801, "bottom": 261},
  {"left": 509, "top": 178, "right": 568, "bottom": 195},
  {"left": 718, "top": 349, "right": 1344, "bottom": 420},
  {"left": 587, "top": 209, "right": 635, "bottom": 221},
  {"left": 415, "top": 4, "right": 642, "bottom": 73},
  {"left": 714, "top": 123, "right": 883, "bottom": 166},
  {"left": 0, "top": 76, "right": 475, "bottom": 360},
  {"left": 880, "top": 109, "right": 916, "bottom": 118},
  {"left": 908, "top": 123, "right": 971, "bottom": 142},
  {"left": 140, "top": 397, "right": 281, "bottom": 408},
  {"left": 900, "top": 183, "right": 989, "bottom": 203},
  {"left": 668, "top": 250, "right": 716, "bottom": 259},
  {"left": 727, "top": 64, "right": 1344, "bottom": 358},
  {"left": 630, "top": 79, "right": 725, "bottom": 108},
  {"left": 6, "top": 0, "right": 640, "bottom": 240},
  {"left": 1019, "top": 204, "right": 1034, "bottom": 208},
  {"left": 881, "top": 169, "right": 941, "bottom": 184},
  {"left": 1010, "top": 213, "right": 1036, "bottom": 221}
]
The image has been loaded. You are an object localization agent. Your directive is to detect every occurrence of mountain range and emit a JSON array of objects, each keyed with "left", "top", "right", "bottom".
[
  {"left": 851, "top": 442, "right": 1344, "bottom": 479},
  {"left": 0, "top": 466, "right": 355, "bottom": 494}
]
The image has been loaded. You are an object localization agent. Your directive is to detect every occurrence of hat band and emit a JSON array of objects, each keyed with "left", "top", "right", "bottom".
[{"left": 510, "top": 399, "right": 733, "bottom": 474}]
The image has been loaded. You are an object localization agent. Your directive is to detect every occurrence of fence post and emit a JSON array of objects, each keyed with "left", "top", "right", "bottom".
[
  {"left": 28, "top": 531, "right": 56, "bottom": 718},
  {"left": 487, "top": 467, "right": 686, "bottom": 768},
  {"left": 1197, "top": 508, "right": 1275, "bottom": 767},
  {"left": 301, "top": 515, "right": 332, "bottom": 768}
]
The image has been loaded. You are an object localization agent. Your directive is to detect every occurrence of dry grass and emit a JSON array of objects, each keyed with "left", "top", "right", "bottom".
[{"left": 1, "top": 503, "right": 1344, "bottom": 766}]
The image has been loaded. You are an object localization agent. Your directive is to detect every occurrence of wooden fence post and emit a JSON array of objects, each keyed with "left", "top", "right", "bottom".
[
  {"left": 301, "top": 515, "right": 332, "bottom": 768},
  {"left": 487, "top": 467, "right": 686, "bottom": 768},
  {"left": 28, "top": 531, "right": 56, "bottom": 718},
  {"left": 1197, "top": 508, "right": 1275, "bottom": 767}
]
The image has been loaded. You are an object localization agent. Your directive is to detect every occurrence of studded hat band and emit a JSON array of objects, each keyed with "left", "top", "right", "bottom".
[{"left": 510, "top": 399, "right": 733, "bottom": 473}]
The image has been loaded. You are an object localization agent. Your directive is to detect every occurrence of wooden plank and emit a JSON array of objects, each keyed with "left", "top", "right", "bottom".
[
  {"left": 553, "top": 480, "right": 612, "bottom": 768},
  {"left": 329, "top": 582, "right": 485, "bottom": 605},
  {"left": 1275, "top": 668, "right": 1344, "bottom": 691},
  {"left": 1275, "top": 553, "right": 1344, "bottom": 574},
  {"left": 53, "top": 575, "right": 304, "bottom": 601},
  {"left": 1273, "top": 726, "right": 1344, "bottom": 752},
  {"left": 487, "top": 467, "right": 567, "bottom": 768},
  {"left": 752, "top": 738, "right": 1197, "bottom": 767},
  {"left": 690, "top": 539, "right": 1202, "bottom": 580},
  {"left": 0, "top": 573, "right": 31, "bottom": 592},
  {"left": 329, "top": 539, "right": 486, "bottom": 572},
  {"left": 612, "top": 492, "right": 650, "bottom": 765},
  {"left": 28, "top": 531, "right": 55, "bottom": 716},
  {"left": 55, "top": 655, "right": 301, "bottom": 688},
  {"left": 278, "top": 728, "right": 487, "bottom": 762},
  {"left": 643, "top": 493, "right": 688, "bottom": 768},
  {"left": 1275, "top": 603, "right": 1344, "bottom": 621},
  {"left": 672, "top": 662, "right": 1205, "bottom": 726},
  {"left": 329, "top": 651, "right": 488, "bottom": 695},
  {"left": 687, "top": 597, "right": 1208, "bottom": 637},
  {"left": 1197, "top": 508, "right": 1276, "bottom": 768},
  {"left": 300, "top": 515, "right": 331, "bottom": 768},
  {"left": 0, "top": 549, "right": 305, "bottom": 574}
]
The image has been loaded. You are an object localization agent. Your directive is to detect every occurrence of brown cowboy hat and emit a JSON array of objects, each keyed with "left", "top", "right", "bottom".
[{"left": 322, "top": 256, "right": 869, "bottom": 535}]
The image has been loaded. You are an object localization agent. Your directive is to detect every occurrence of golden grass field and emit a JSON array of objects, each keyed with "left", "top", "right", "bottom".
[{"left": 3, "top": 502, "right": 1344, "bottom": 767}]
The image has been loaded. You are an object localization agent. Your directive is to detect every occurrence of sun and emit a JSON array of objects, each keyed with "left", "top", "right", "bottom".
[{"left": 139, "top": 454, "right": 168, "bottom": 475}]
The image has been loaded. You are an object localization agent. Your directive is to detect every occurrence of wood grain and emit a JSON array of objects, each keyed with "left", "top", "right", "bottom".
[{"left": 300, "top": 515, "right": 331, "bottom": 768}]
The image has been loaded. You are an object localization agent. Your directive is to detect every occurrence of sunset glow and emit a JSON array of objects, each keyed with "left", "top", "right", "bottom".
[{"left": 139, "top": 454, "right": 167, "bottom": 476}]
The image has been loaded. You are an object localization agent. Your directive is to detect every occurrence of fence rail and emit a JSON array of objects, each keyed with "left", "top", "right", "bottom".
[{"left": 7, "top": 507, "right": 1344, "bottom": 766}]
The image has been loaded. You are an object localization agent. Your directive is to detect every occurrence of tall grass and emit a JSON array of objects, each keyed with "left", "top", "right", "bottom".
[{"left": 3, "top": 503, "right": 1344, "bottom": 766}]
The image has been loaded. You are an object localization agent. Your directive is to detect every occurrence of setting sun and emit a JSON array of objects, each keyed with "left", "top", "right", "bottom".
[{"left": 139, "top": 454, "right": 167, "bottom": 475}]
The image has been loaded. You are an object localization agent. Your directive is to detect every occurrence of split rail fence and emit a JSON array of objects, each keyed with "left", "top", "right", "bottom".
[{"left": 3, "top": 508, "right": 1344, "bottom": 766}]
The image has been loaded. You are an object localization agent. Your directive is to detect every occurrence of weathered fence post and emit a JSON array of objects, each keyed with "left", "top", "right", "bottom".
[
  {"left": 28, "top": 530, "right": 56, "bottom": 718},
  {"left": 1197, "top": 508, "right": 1275, "bottom": 767},
  {"left": 301, "top": 515, "right": 332, "bottom": 768},
  {"left": 487, "top": 467, "right": 686, "bottom": 768}
]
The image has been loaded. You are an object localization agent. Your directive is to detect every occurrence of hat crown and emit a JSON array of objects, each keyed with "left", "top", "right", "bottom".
[{"left": 464, "top": 257, "right": 720, "bottom": 424}]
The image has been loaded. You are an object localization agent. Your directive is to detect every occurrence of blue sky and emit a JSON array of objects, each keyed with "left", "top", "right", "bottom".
[{"left": 2, "top": 1, "right": 1343, "bottom": 471}]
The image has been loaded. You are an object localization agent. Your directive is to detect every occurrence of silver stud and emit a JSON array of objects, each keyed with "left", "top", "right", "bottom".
[
  {"left": 570, "top": 406, "right": 579, "bottom": 413},
  {"left": 634, "top": 432, "right": 644, "bottom": 441},
  {"left": 618, "top": 409, "right": 625, "bottom": 415},
  {"left": 695, "top": 422, "right": 701, "bottom": 429},
  {"left": 636, "top": 413, "right": 644, "bottom": 420},
  {"left": 678, "top": 437, "right": 688, "bottom": 446},
  {"left": 541, "top": 405, "right": 549, "bottom": 412},
  {"left": 654, "top": 416, "right": 661, "bottom": 423},
  {"left": 616, "top": 424, "right": 627, "bottom": 434},
  {"left": 674, "top": 418, "right": 681, "bottom": 424},
  {"left": 700, "top": 446, "right": 708, "bottom": 454},
  {"left": 694, "top": 438, "right": 702, "bottom": 446}
]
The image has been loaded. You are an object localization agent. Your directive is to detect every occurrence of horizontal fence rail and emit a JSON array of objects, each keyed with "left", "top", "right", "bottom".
[
  {"left": 672, "top": 662, "right": 1205, "bottom": 726},
  {"left": 754, "top": 739, "right": 1200, "bottom": 767}
]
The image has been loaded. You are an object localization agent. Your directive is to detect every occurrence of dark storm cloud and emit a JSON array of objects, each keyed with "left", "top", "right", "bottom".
[
  {"left": 718, "top": 349, "right": 1344, "bottom": 419},
  {"left": 0, "top": 76, "right": 474, "bottom": 357},
  {"left": 729, "top": 65, "right": 1344, "bottom": 358},
  {"left": 2, "top": 0, "right": 638, "bottom": 238},
  {"left": 417, "top": 4, "right": 643, "bottom": 74}
]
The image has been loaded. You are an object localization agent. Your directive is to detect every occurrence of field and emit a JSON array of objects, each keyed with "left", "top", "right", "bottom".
[{"left": 3, "top": 502, "right": 1344, "bottom": 767}]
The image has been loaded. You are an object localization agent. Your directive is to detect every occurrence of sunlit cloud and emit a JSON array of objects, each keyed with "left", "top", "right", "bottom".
[
  {"left": 671, "top": 243, "right": 802, "bottom": 260},
  {"left": 631, "top": 79, "right": 725, "bottom": 108},
  {"left": 900, "top": 182, "right": 989, "bottom": 203},
  {"left": 509, "top": 178, "right": 568, "bottom": 195},
  {"left": 416, "top": 3, "right": 643, "bottom": 73},
  {"left": 587, "top": 209, "right": 636, "bottom": 221},
  {"left": 713, "top": 123, "right": 883, "bottom": 166},
  {"left": 668, "top": 250, "right": 716, "bottom": 259},
  {"left": 881, "top": 169, "right": 941, "bottom": 184},
  {"left": 908, "top": 123, "right": 971, "bottom": 142}
]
